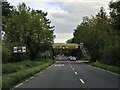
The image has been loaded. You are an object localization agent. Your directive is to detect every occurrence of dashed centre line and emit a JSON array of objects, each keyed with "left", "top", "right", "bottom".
[
  {"left": 75, "top": 72, "right": 78, "bottom": 74},
  {"left": 70, "top": 65, "right": 72, "bottom": 68},
  {"left": 72, "top": 68, "right": 74, "bottom": 70},
  {"left": 80, "top": 79, "right": 85, "bottom": 84}
]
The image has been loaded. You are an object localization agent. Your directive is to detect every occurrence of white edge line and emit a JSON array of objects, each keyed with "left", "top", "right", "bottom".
[
  {"left": 80, "top": 79, "right": 85, "bottom": 84},
  {"left": 14, "top": 83, "right": 23, "bottom": 88},
  {"left": 87, "top": 65, "right": 120, "bottom": 76},
  {"left": 13, "top": 63, "right": 55, "bottom": 89}
]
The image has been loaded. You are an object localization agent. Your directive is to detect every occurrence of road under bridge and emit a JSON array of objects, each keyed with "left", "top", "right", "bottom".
[{"left": 51, "top": 43, "right": 84, "bottom": 60}]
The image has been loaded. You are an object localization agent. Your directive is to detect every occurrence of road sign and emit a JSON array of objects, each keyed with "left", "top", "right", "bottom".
[{"left": 13, "top": 46, "right": 26, "bottom": 53}]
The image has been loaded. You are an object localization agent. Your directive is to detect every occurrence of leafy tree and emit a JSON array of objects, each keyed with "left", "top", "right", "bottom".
[
  {"left": 66, "top": 38, "right": 74, "bottom": 43},
  {"left": 2, "top": 1, "right": 13, "bottom": 17},
  {"left": 2, "top": 46, "right": 11, "bottom": 63},
  {"left": 3, "top": 3, "right": 54, "bottom": 61},
  {"left": 109, "top": 0, "right": 120, "bottom": 32},
  {"left": 72, "top": 3, "right": 120, "bottom": 67},
  {"left": 73, "top": 7, "right": 111, "bottom": 62}
]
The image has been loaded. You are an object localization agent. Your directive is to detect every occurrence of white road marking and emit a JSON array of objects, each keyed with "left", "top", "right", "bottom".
[
  {"left": 30, "top": 76, "right": 34, "bottom": 79},
  {"left": 56, "top": 61, "right": 58, "bottom": 63},
  {"left": 72, "top": 68, "right": 74, "bottom": 70},
  {"left": 25, "top": 79, "right": 29, "bottom": 82},
  {"left": 14, "top": 63, "right": 54, "bottom": 89},
  {"left": 87, "top": 65, "right": 120, "bottom": 76},
  {"left": 14, "top": 83, "right": 23, "bottom": 88},
  {"left": 80, "top": 79, "right": 85, "bottom": 84},
  {"left": 70, "top": 65, "right": 72, "bottom": 68},
  {"left": 54, "top": 64, "right": 64, "bottom": 66},
  {"left": 75, "top": 72, "right": 77, "bottom": 74}
]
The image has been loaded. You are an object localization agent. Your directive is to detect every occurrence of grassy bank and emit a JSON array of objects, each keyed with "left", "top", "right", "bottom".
[
  {"left": 86, "top": 61, "right": 120, "bottom": 75},
  {"left": 2, "top": 60, "right": 54, "bottom": 89}
]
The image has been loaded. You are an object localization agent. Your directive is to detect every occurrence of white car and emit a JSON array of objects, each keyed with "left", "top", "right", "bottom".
[{"left": 69, "top": 56, "right": 76, "bottom": 61}]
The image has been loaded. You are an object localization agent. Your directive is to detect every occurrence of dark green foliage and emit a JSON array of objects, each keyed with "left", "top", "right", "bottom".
[
  {"left": 72, "top": 1, "right": 120, "bottom": 67},
  {"left": 2, "top": 46, "right": 11, "bottom": 63},
  {"left": 89, "top": 61, "right": 120, "bottom": 74},
  {"left": 2, "top": 60, "right": 47, "bottom": 75},
  {"left": 2, "top": 1, "right": 13, "bottom": 17},
  {"left": 102, "top": 38, "right": 120, "bottom": 66},
  {"left": 2, "top": 3, "right": 54, "bottom": 62},
  {"left": 73, "top": 7, "right": 110, "bottom": 62},
  {"left": 109, "top": 0, "right": 120, "bottom": 32},
  {"left": 66, "top": 38, "right": 74, "bottom": 43}
]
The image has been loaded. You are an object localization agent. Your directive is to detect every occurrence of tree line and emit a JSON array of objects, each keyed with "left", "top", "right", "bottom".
[
  {"left": 67, "top": 1, "right": 120, "bottom": 67},
  {"left": 2, "top": 2, "right": 55, "bottom": 63}
]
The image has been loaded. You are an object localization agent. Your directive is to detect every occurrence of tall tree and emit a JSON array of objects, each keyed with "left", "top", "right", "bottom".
[
  {"left": 109, "top": 0, "right": 120, "bottom": 32},
  {"left": 73, "top": 7, "right": 110, "bottom": 62},
  {"left": 3, "top": 3, "right": 54, "bottom": 60},
  {"left": 2, "top": 1, "right": 13, "bottom": 17},
  {"left": 2, "top": 1, "right": 13, "bottom": 39}
]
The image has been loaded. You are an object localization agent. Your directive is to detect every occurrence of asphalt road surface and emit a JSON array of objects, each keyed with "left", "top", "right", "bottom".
[{"left": 16, "top": 60, "right": 119, "bottom": 88}]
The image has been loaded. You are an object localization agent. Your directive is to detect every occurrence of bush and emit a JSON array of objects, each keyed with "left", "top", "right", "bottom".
[
  {"left": 102, "top": 42, "right": 120, "bottom": 67},
  {"left": 81, "top": 55, "right": 91, "bottom": 61},
  {"left": 2, "top": 60, "right": 44, "bottom": 75},
  {"left": 2, "top": 46, "right": 12, "bottom": 63},
  {"left": 90, "top": 61, "right": 120, "bottom": 74}
]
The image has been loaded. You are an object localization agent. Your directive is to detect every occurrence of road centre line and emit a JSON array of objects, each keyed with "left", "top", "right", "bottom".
[
  {"left": 80, "top": 79, "right": 85, "bottom": 84},
  {"left": 75, "top": 72, "right": 77, "bottom": 74},
  {"left": 72, "top": 68, "right": 74, "bottom": 70}
]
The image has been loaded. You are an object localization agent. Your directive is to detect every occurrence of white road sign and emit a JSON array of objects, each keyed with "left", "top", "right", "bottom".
[{"left": 13, "top": 46, "right": 26, "bottom": 53}]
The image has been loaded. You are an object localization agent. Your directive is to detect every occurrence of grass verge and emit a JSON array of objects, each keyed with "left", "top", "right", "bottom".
[
  {"left": 2, "top": 60, "right": 54, "bottom": 89},
  {"left": 80, "top": 56, "right": 91, "bottom": 62},
  {"left": 86, "top": 61, "right": 120, "bottom": 75},
  {"left": 2, "top": 60, "right": 46, "bottom": 75}
]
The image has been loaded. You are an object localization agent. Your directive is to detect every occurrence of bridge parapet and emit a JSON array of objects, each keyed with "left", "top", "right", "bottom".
[{"left": 52, "top": 43, "right": 80, "bottom": 50}]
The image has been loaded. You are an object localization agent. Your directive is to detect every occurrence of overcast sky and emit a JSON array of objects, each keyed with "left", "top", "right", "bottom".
[{"left": 7, "top": 0, "right": 112, "bottom": 43}]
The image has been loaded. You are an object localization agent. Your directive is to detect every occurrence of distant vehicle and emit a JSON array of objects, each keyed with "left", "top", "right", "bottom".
[{"left": 69, "top": 56, "right": 76, "bottom": 61}]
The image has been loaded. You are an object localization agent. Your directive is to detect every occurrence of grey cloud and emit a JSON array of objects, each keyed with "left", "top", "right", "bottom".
[
  {"left": 49, "top": 2, "right": 109, "bottom": 34},
  {"left": 8, "top": 0, "right": 110, "bottom": 43}
]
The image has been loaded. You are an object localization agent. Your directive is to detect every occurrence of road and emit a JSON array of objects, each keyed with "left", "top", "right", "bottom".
[{"left": 16, "top": 60, "right": 119, "bottom": 88}]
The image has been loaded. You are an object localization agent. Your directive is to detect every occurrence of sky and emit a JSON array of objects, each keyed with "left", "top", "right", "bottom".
[{"left": 7, "top": 0, "right": 113, "bottom": 43}]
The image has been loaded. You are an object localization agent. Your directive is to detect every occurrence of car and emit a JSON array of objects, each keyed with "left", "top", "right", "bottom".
[{"left": 69, "top": 56, "right": 76, "bottom": 61}]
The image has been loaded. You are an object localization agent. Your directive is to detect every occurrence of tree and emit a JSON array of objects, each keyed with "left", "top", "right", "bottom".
[
  {"left": 3, "top": 3, "right": 54, "bottom": 61},
  {"left": 2, "top": 1, "right": 13, "bottom": 17},
  {"left": 66, "top": 38, "right": 74, "bottom": 43},
  {"left": 109, "top": 0, "right": 120, "bottom": 32},
  {"left": 2, "top": 1, "right": 13, "bottom": 63},
  {"left": 73, "top": 7, "right": 111, "bottom": 62}
]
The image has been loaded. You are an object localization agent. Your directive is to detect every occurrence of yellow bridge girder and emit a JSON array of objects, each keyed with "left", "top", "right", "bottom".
[{"left": 52, "top": 43, "right": 79, "bottom": 49}]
